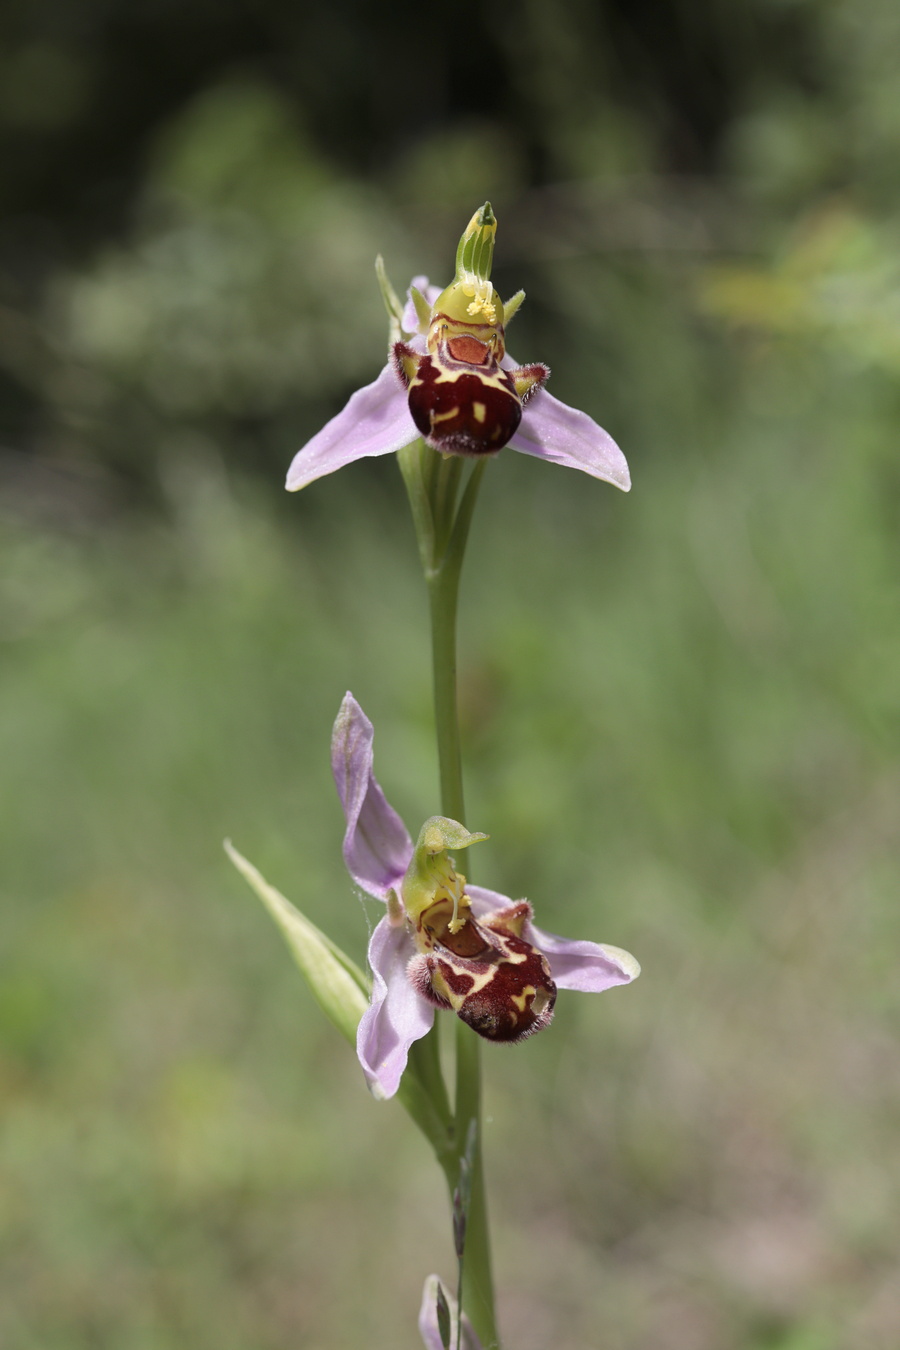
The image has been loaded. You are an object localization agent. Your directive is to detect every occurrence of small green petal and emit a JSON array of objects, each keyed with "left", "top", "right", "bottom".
[
  {"left": 410, "top": 285, "right": 433, "bottom": 333},
  {"left": 375, "top": 255, "right": 404, "bottom": 346},
  {"left": 225, "top": 840, "right": 369, "bottom": 1045},
  {"left": 503, "top": 289, "right": 525, "bottom": 323}
]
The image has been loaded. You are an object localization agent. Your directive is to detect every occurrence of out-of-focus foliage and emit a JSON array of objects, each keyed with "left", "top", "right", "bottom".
[
  {"left": 3, "top": 0, "right": 900, "bottom": 1348},
  {"left": 702, "top": 203, "right": 900, "bottom": 376},
  {"left": 42, "top": 78, "right": 412, "bottom": 485}
]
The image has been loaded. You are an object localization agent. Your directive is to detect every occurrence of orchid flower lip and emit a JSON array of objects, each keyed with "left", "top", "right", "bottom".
[{"left": 332, "top": 693, "right": 639, "bottom": 1099}]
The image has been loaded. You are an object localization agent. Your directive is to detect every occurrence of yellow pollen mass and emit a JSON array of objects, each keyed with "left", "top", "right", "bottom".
[
  {"left": 459, "top": 273, "right": 497, "bottom": 325},
  {"left": 466, "top": 296, "right": 497, "bottom": 323}
]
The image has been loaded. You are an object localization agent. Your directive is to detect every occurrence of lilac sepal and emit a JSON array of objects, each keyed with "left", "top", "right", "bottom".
[
  {"left": 285, "top": 362, "right": 417, "bottom": 492},
  {"left": 357, "top": 915, "right": 434, "bottom": 1099},
  {"left": 528, "top": 924, "right": 640, "bottom": 990},
  {"left": 508, "top": 387, "right": 631, "bottom": 491},
  {"left": 468, "top": 886, "right": 640, "bottom": 992},
  {"left": 331, "top": 693, "right": 411, "bottom": 900},
  {"left": 419, "top": 1275, "right": 483, "bottom": 1350},
  {"left": 467, "top": 884, "right": 515, "bottom": 915}
]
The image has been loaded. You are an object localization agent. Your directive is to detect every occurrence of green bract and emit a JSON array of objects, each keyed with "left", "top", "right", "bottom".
[{"left": 224, "top": 839, "right": 369, "bottom": 1045}]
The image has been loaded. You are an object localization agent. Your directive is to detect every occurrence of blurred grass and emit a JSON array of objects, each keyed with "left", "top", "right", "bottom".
[{"left": 2, "top": 295, "right": 899, "bottom": 1348}]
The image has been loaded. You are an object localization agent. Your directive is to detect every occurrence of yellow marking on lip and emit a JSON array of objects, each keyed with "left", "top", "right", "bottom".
[
  {"left": 511, "top": 985, "right": 536, "bottom": 1013},
  {"left": 430, "top": 408, "right": 459, "bottom": 426},
  {"left": 433, "top": 370, "right": 514, "bottom": 398},
  {"left": 472, "top": 402, "right": 486, "bottom": 424},
  {"left": 432, "top": 960, "right": 497, "bottom": 1012},
  {"left": 495, "top": 945, "right": 528, "bottom": 965}
]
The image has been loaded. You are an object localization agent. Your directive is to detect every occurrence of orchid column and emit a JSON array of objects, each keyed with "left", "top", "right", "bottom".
[{"left": 229, "top": 203, "right": 638, "bottom": 1350}]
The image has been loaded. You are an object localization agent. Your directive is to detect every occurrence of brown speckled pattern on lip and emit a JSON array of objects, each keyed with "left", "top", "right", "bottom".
[{"left": 408, "top": 901, "right": 558, "bottom": 1044}]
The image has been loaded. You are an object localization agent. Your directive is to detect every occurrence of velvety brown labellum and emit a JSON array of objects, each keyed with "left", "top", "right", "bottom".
[
  {"left": 407, "top": 901, "right": 557, "bottom": 1044},
  {"left": 392, "top": 329, "right": 548, "bottom": 458}
]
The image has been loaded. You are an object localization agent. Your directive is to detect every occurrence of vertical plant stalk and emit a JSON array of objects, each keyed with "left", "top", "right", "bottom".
[{"left": 399, "top": 443, "right": 498, "bottom": 1348}]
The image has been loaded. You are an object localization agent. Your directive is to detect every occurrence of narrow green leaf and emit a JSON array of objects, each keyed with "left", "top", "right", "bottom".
[{"left": 224, "top": 840, "right": 369, "bottom": 1045}]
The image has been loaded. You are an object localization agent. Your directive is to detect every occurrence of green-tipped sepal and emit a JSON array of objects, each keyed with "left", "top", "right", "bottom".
[{"left": 375, "top": 255, "right": 405, "bottom": 347}]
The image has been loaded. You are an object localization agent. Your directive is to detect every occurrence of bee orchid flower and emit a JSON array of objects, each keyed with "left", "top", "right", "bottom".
[
  {"left": 287, "top": 204, "right": 630, "bottom": 494},
  {"left": 333, "top": 692, "right": 639, "bottom": 1100}
]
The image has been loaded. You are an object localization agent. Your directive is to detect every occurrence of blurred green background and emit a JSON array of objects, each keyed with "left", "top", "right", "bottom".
[{"left": 2, "top": 1, "right": 899, "bottom": 1347}]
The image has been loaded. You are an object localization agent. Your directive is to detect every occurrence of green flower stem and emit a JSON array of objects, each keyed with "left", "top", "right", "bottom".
[
  {"left": 453, "top": 1017, "right": 495, "bottom": 1346},
  {"left": 429, "top": 475, "right": 497, "bottom": 1349},
  {"left": 400, "top": 443, "right": 498, "bottom": 1348},
  {"left": 428, "top": 549, "right": 466, "bottom": 826}
]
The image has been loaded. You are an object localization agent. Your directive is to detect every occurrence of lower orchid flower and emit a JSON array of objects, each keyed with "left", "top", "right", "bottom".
[
  {"left": 287, "top": 203, "right": 630, "bottom": 494},
  {"left": 333, "top": 692, "right": 640, "bottom": 1100}
]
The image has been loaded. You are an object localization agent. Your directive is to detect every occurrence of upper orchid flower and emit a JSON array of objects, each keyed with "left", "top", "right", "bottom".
[
  {"left": 287, "top": 203, "right": 630, "bottom": 493},
  {"left": 333, "top": 692, "right": 640, "bottom": 1100}
]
